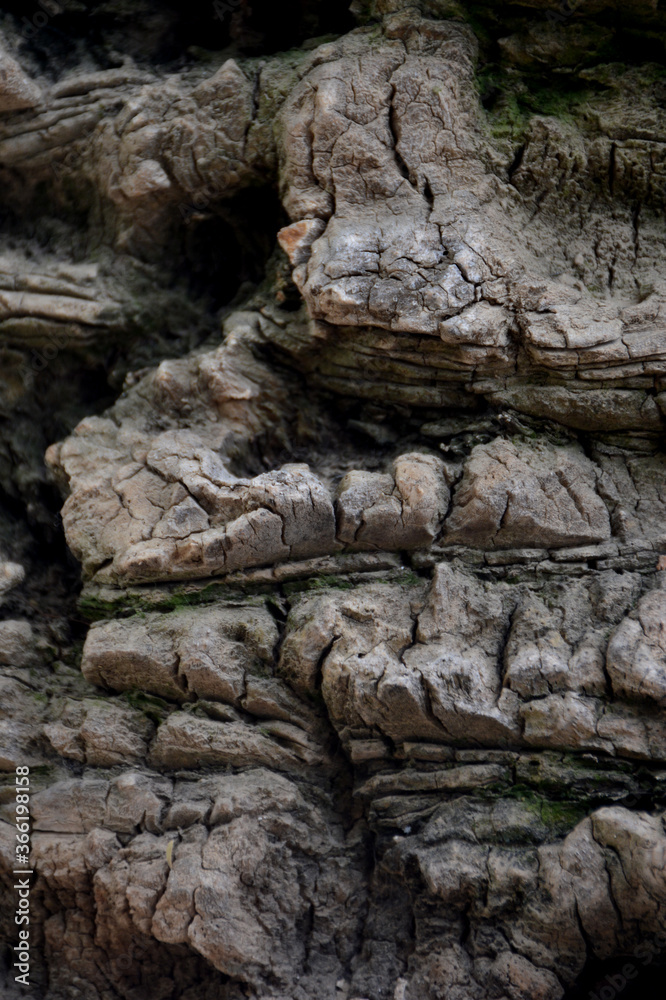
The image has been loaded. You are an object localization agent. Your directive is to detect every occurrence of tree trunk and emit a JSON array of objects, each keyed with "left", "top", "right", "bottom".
[{"left": 2, "top": 3, "right": 666, "bottom": 999}]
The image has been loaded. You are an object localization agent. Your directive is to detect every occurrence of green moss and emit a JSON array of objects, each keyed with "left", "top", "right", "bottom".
[
  {"left": 78, "top": 595, "right": 127, "bottom": 622},
  {"left": 349, "top": 3, "right": 381, "bottom": 28},
  {"left": 60, "top": 640, "right": 85, "bottom": 669},
  {"left": 17, "top": 763, "right": 55, "bottom": 780},
  {"left": 122, "top": 690, "right": 170, "bottom": 726},
  {"left": 505, "top": 786, "right": 588, "bottom": 832},
  {"left": 581, "top": 61, "right": 666, "bottom": 88},
  {"left": 283, "top": 575, "right": 356, "bottom": 596},
  {"left": 520, "top": 80, "right": 598, "bottom": 120},
  {"left": 477, "top": 779, "right": 514, "bottom": 799},
  {"left": 558, "top": 752, "right": 633, "bottom": 774},
  {"left": 79, "top": 581, "right": 267, "bottom": 621},
  {"left": 283, "top": 567, "right": 425, "bottom": 596},
  {"left": 79, "top": 565, "right": 411, "bottom": 624},
  {"left": 538, "top": 799, "right": 588, "bottom": 830},
  {"left": 478, "top": 63, "right": 608, "bottom": 146},
  {"left": 484, "top": 92, "right": 530, "bottom": 145}
]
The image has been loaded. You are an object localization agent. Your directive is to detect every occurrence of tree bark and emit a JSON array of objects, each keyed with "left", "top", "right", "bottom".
[{"left": 2, "top": 3, "right": 666, "bottom": 999}]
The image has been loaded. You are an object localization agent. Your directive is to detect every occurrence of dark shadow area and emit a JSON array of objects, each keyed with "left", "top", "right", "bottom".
[
  {"left": 5, "top": 0, "right": 355, "bottom": 72},
  {"left": 565, "top": 953, "right": 666, "bottom": 1000},
  {"left": 182, "top": 187, "right": 287, "bottom": 311}
]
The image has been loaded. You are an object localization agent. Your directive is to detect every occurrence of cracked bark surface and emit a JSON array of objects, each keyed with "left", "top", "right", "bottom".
[{"left": 3, "top": 2, "right": 666, "bottom": 999}]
